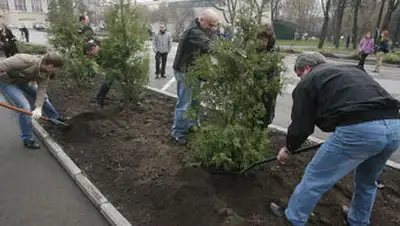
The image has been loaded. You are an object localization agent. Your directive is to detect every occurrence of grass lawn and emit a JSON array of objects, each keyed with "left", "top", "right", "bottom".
[{"left": 277, "top": 39, "right": 347, "bottom": 47}]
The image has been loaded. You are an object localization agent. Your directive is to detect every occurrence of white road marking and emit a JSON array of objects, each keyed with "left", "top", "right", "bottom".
[{"left": 161, "top": 77, "right": 176, "bottom": 91}]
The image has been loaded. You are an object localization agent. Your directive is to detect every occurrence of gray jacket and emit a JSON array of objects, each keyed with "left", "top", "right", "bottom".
[{"left": 152, "top": 31, "right": 172, "bottom": 54}]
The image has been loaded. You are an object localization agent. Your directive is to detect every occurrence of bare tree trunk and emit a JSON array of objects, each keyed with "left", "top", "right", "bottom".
[
  {"left": 374, "top": 0, "right": 387, "bottom": 43},
  {"left": 381, "top": 0, "right": 400, "bottom": 30},
  {"left": 318, "top": 0, "right": 332, "bottom": 49},
  {"left": 352, "top": 0, "right": 362, "bottom": 49},
  {"left": 270, "top": 0, "right": 281, "bottom": 21},
  {"left": 334, "top": 0, "right": 346, "bottom": 48}
]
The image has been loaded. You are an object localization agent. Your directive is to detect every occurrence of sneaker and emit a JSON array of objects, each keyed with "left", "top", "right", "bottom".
[
  {"left": 171, "top": 136, "right": 186, "bottom": 145},
  {"left": 155, "top": 74, "right": 160, "bottom": 79},
  {"left": 161, "top": 74, "right": 166, "bottom": 78},
  {"left": 377, "top": 180, "right": 385, "bottom": 189},
  {"left": 23, "top": 139, "right": 40, "bottom": 149}
]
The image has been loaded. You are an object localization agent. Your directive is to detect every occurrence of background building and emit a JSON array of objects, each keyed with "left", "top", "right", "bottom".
[{"left": 0, "top": 0, "right": 49, "bottom": 28}]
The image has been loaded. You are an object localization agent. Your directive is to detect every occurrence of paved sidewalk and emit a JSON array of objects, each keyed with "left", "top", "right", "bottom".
[{"left": 0, "top": 95, "right": 108, "bottom": 226}]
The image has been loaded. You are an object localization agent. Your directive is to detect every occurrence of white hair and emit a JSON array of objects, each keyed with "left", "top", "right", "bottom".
[{"left": 200, "top": 9, "right": 219, "bottom": 24}]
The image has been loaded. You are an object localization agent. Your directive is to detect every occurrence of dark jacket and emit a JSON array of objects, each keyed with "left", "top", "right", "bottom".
[
  {"left": 286, "top": 63, "right": 400, "bottom": 152},
  {"left": 376, "top": 39, "right": 389, "bottom": 53},
  {"left": 173, "top": 18, "right": 211, "bottom": 73},
  {"left": 78, "top": 24, "right": 97, "bottom": 44}
]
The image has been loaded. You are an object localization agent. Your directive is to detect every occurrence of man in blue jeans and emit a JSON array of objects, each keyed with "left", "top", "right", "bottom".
[
  {"left": 270, "top": 52, "right": 400, "bottom": 226},
  {"left": 0, "top": 52, "right": 65, "bottom": 149},
  {"left": 171, "top": 9, "right": 219, "bottom": 144}
]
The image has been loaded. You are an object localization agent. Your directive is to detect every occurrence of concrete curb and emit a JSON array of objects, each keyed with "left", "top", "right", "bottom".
[
  {"left": 147, "top": 86, "right": 400, "bottom": 171},
  {"left": 32, "top": 120, "right": 132, "bottom": 226}
]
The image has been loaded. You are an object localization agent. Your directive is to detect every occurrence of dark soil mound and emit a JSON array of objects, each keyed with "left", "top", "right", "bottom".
[{"left": 43, "top": 79, "right": 400, "bottom": 226}]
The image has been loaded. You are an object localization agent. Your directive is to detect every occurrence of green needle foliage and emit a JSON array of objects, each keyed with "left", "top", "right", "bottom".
[
  {"left": 186, "top": 8, "right": 285, "bottom": 172},
  {"left": 47, "top": 0, "right": 99, "bottom": 85},
  {"left": 47, "top": 0, "right": 149, "bottom": 103},
  {"left": 98, "top": 0, "right": 149, "bottom": 103}
]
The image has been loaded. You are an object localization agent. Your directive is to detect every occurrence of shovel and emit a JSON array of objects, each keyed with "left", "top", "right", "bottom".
[
  {"left": 239, "top": 143, "right": 323, "bottom": 175},
  {"left": 0, "top": 101, "right": 69, "bottom": 127}
]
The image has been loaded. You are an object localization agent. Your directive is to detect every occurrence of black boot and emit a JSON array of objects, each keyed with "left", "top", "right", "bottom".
[{"left": 23, "top": 139, "right": 40, "bottom": 149}]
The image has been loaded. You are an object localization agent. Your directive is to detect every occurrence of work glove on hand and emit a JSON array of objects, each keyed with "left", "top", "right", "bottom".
[
  {"left": 32, "top": 107, "right": 42, "bottom": 120},
  {"left": 277, "top": 146, "right": 291, "bottom": 164}
]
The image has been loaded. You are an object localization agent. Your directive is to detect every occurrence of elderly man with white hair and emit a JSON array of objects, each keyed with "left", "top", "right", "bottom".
[
  {"left": 171, "top": 9, "right": 219, "bottom": 145},
  {"left": 270, "top": 52, "right": 400, "bottom": 226}
]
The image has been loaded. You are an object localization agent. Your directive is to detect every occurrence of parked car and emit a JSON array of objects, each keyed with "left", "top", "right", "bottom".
[{"left": 33, "top": 23, "right": 46, "bottom": 31}]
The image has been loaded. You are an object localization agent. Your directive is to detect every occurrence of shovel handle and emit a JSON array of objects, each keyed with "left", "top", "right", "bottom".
[
  {"left": 240, "top": 143, "right": 323, "bottom": 174},
  {"left": 0, "top": 101, "right": 50, "bottom": 121}
]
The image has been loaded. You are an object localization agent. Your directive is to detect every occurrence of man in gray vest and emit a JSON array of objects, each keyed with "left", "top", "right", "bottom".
[{"left": 152, "top": 22, "right": 172, "bottom": 79}]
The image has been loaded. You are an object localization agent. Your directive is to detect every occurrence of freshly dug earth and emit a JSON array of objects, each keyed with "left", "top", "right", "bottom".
[{"left": 44, "top": 79, "right": 400, "bottom": 226}]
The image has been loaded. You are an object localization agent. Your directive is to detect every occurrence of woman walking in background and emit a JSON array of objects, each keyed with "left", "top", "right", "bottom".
[
  {"left": 373, "top": 30, "right": 389, "bottom": 74},
  {"left": 358, "top": 31, "right": 374, "bottom": 69}
]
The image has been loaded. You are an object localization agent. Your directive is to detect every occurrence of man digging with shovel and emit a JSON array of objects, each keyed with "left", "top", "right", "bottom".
[
  {"left": 0, "top": 52, "right": 66, "bottom": 149},
  {"left": 270, "top": 52, "right": 400, "bottom": 226}
]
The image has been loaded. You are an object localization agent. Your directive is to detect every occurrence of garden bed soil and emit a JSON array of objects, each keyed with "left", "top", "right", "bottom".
[{"left": 44, "top": 79, "right": 400, "bottom": 226}]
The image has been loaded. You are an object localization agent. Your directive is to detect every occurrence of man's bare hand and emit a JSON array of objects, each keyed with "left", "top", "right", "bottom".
[{"left": 277, "top": 146, "right": 290, "bottom": 164}]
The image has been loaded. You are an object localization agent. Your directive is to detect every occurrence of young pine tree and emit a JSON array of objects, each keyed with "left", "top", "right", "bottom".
[{"left": 186, "top": 8, "right": 285, "bottom": 172}]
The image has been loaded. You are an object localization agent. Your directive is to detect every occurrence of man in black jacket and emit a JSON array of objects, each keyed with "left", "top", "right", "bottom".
[
  {"left": 271, "top": 52, "right": 400, "bottom": 226},
  {"left": 171, "top": 9, "right": 219, "bottom": 144}
]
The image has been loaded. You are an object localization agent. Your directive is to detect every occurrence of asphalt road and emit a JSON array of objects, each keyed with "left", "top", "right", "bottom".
[{"left": 0, "top": 94, "right": 108, "bottom": 226}]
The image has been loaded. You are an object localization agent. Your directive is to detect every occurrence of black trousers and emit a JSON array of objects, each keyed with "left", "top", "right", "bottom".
[
  {"left": 155, "top": 52, "right": 168, "bottom": 76},
  {"left": 358, "top": 52, "right": 369, "bottom": 68},
  {"left": 95, "top": 80, "right": 114, "bottom": 106}
]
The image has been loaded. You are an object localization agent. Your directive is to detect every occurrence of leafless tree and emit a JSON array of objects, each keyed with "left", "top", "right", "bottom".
[
  {"left": 206, "top": 0, "right": 240, "bottom": 25},
  {"left": 270, "top": 0, "right": 282, "bottom": 21},
  {"left": 381, "top": 0, "right": 400, "bottom": 30},
  {"left": 352, "top": 0, "right": 362, "bottom": 49},
  {"left": 333, "top": 0, "right": 347, "bottom": 48},
  {"left": 318, "top": 0, "right": 332, "bottom": 48}
]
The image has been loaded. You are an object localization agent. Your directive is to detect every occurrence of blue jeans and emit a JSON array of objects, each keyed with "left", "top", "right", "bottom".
[
  {"left": 285, "top": 119, "right": 400, "bottom": 226},
  {"left": 0, "top": 83, "right": 60, "bottom": 141},
  {"left": 171, "top": 71, "right": 200, "bottom": 138}
]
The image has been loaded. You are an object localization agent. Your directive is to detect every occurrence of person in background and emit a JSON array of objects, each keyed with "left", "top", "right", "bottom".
[
  {"left": 270, "top": 52, "right": 400, "bottom": 226},
  {"left": 346, "top": 36, "right": 351, "bottom": 49},
  {"left": 78, "top": 14, "right": 97, "bottom": 44},
  {"left": 19, "top": 25, "right": 29, "bottom": 43},
  {"left": 76, "top": 14, "right": 109, "bottom": 107},
  {"left": 358, "top": 31, "right": 374, "bottom": 69},
  {"left": 0, "top": 52, "right": 66, "bottom": 149},
  {"left": 256, "top": 23, "right": 280, "bottom": 128},
  {"left": 373, "top": 30, "right": 389, "bottom": 74},
  {"left": 153, "top": 22, "right": 172, "bottom": 79},
  {"left": 0, "top": 24, "right": 19, "bottom": 57},
  {"left": 171, "top": 9, "right": 219, "bottom": 145}
]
